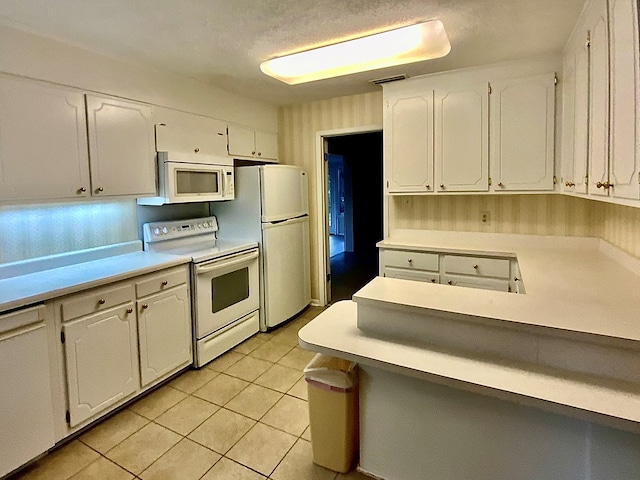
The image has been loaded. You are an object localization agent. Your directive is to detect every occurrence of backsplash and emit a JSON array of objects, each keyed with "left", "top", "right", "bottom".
[
  {"left": 0, "top": 200, "right": 137, "bottom": 264},
  {"left": 391, "top": 194, "right": 640, "bottom": 259}
]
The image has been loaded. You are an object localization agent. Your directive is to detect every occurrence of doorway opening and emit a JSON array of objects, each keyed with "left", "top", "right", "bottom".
[{"left": 326, "top": 131, "right": 383, "bottom": 302}]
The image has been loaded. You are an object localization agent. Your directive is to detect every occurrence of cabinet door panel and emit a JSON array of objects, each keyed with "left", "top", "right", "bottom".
[
  {"left": 255, "top": 130, "right": 278, "bottom": 161},
  {"left": 63, "top": 305, "right": 139, "bottom": 427},
  {"left": 155, "top": 110, "right": 227, "bottom": 157},
  {"left": 435, "top": 85, "right": 488, "bottom": 192},
  {"left": 588, "top": 12, "right": 610, "bottom": 197},
  {"left": 138, "top": 286, "right": 192, "bottom": 387},
  {"left": 86, "top": 95, "right": 156, "bottom": 197},
  {"left": 227, "top": 124, "right": 256, "bottom": 158},
  {"left": 573, "top": 37, "right": 590, "bottom": 194},
  {"left": 561, "top": 50, "right": 577, "bottom": 193},
  {"left": 386, "top": 93, "right": 434, "bottom": 192},
  {"left": 0, "top": 76, "right": 90, "bottom": 201},
  {"left": 609, "top": 0, "right": 640, "bottom": 200},
  {"left": 491, "top": 73, "right": 555, "bottom": 191}
]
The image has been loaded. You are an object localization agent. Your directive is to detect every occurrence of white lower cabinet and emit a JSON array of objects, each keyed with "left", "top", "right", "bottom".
[
  {"left": 63, "top": 303, "right": 139, "bottom": 427},
  {"left": 138, "top": 285, "right": 191, "bottom": 387},
  {"left": 54, "top": 265, "right": 191, "bottom": 432},
  {"left": 380, "top": 248, "right": 518, "bottom": 293}
]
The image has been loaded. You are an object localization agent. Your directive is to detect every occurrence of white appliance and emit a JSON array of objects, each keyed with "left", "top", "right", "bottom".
[
  {"left": 1, "top": 305, "right": 55, "bottom": 478},
  {"left": 137, "top": 151, "right": 234, "bottom": 205},
  {"left": 212, "top": 165, "right": 311, "bottom": 331},
  {"left": 143, "top": 216, "right": 259, "bottom": 367}
]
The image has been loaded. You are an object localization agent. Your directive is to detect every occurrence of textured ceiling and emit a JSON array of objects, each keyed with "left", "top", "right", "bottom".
[{"left": 0, "top": 0, "right": 586, "bottom": 106}]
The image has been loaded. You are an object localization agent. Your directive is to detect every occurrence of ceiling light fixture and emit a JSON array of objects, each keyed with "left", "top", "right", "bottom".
[{"left": 260, "top": 20, "right": 451, "bottom": 85}]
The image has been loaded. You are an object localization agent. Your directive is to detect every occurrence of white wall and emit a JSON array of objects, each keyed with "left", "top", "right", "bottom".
[{"left": 0, "top": 25, "right": 278, "bottom": 131}]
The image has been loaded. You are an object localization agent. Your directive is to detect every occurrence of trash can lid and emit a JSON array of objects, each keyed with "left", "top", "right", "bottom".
[{"left": 303, "top": 353, "right": 357, "bottom": 390}]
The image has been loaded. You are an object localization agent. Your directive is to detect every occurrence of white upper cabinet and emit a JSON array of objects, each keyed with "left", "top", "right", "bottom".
[
  {"left": 227, "top": 124, "right": 278, "bottom": 162},
  {"left": 490, "top": 72, "right": 556, "bottom": 191},
  {"left": 435, "top": 83, "right": 489, "bottom": 192},
  {"left": 561, "top": 28, "right": 590, "bottom": 195},
  {"left": 154, "top": 108, "right": 227, "bottom": 157},
  {"left": 0, "top": 76, "right": 90, "bottom": 202},
  {"left": 588, "top": 0, "right": 611, "bottom": 198},
  {"left": 608, "top": 0, "right": 640, "bottom": 200},
  {"left": 86, "top": 94, "right": 156, "bottom": 197},
  {"left": 385, "top": 90, "right": 434, "bottom": 193}
]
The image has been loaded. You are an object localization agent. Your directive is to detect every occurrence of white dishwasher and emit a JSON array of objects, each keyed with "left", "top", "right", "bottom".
[{"left": 0, "top": 304, "right": 55, "bottom": 477}]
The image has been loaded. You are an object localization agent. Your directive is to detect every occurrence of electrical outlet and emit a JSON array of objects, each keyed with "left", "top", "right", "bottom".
[{"left": 481, "top": 211, "right": 491, "bottom": 225}]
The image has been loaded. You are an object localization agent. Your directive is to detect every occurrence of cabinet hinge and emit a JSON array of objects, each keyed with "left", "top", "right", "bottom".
[
  {"left": 65, "top": 410, "right": 70, "bottom": 424},
  {"left": 554, "top": 76, "right": 558, "bottom": 86},
  {"left": 327, "top": 273, "right": 331, "bottom": 282},
  {"left": 553, "top": 176, "right": 557, "bottom": 184},
  {"left": 60, "top": 331, "right": 65, "bottom": 344},
  {"left": 488, "top": 83, "right": 492, "bottom": 95},
  {"left": 488, "top": 177, "right": 492, "bottom": 186},
  {"left": 386, "top": 180, "right": 389, "bottom": 188}
]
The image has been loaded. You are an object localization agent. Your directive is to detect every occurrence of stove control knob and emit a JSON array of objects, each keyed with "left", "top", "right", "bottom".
[
  {"left": 162, "top": 227, "right": 168, "bottom": 234},
  {"left": 153, "top": 228, "right": 160, "bottom": 235}
]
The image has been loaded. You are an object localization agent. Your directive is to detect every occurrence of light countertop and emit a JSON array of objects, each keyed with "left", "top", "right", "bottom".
[
  {"left": 0, "top": 250, "right": 191, "bottom": 313},
  {"left": 299, "top": 231, "right": 640, "bottom": 429},
  {"left": 374, "top": 230, "right": 640, "bottom": 343}
]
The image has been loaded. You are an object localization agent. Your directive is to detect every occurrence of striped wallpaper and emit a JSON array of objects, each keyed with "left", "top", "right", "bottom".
[
  {"left": 279, "top": 91, "right": 640, "bottom": 302},
  {"left": 279, "top": 91, "right": 384, "bottom": 302}
]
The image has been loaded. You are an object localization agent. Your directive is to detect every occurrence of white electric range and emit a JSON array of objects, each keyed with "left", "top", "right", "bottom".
[{"left": 143, "top": 216, "right": 259, "bottom": 367}]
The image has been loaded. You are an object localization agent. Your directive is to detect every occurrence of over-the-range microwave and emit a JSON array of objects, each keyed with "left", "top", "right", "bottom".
[{"left": 137, "top": 151, "right": 234, "bottom": 205}]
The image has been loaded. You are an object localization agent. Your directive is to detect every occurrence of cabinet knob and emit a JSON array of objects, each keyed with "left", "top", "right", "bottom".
[
  {"left": 498, "top": 182, "right": 504, "bottom": 187},
  {"left": 194, "top": 147, "right": 200, "bottom": 153},
  {"left": 142, "top": 304, "right": 149, "bottom": 310},
  {"left": 407, "top": 258, "right": 413, "bottom": 263},
  {"left": 126, "top": 308, "right": 133, "bottom": 314},
  {"left": 431, "top": 278, "right": 436, "bottom": 283},
  {"left": 426, "top": 184, "right": 430, "bottom": 190},
  {"left": 252, "top": 151, "right": 256, "bottom": 155},
  {"left": 161, "top": 280, "right": 168, "bottom": 286},
  {"left": 98, "top": 298, "right": 106, "bottom": 305},
  {"left": 473, "top": 264, "right": 479, "bottom": 269},
  {"left": 514, "top": 277, "right": 520, "bottom": 282},
  {"left": 565, "top": 181, "right": 575, "bottom": 187},
  {"left": 257, "top": 152, "right": 262, "bottom": 156},
  {"left": 96, "top": 187, "right": 104, "bottom": 193},
  {"left": 603, "top": 182, "right": 613, "bottom": 189},
  {"left": 440, "top": 184, "right": 445, "bottom": 189},
  {"left": 78, "top": 187, "right": 86, "bottom": 193},
  {"left": 447, "top": 280, "right": 455, "bottom": 285}
]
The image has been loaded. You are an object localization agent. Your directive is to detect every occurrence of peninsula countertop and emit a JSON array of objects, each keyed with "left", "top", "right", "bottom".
[{"left": 299, "top": 231, "right": 640, "bottom": 428}]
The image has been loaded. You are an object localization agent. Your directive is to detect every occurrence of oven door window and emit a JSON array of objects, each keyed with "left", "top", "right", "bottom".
[
  {"left": 211, "top": 268, "right": 249, "bottom": 313},
  {"left": 176, "top": 169, "right": 219, "bottom": 195}
]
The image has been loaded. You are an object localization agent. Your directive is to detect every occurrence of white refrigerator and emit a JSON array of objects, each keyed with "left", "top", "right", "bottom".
[{"left": 211, "top": 165, "right": 311, "bottom": 331}]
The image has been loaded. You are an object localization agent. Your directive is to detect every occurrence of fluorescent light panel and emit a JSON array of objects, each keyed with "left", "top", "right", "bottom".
[{"left": 260, "top": 20, "right": 451, "bottom": 85}]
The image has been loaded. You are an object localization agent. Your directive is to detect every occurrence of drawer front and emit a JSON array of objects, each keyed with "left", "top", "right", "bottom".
[
  {"left": 383, "top": 249, "right": 439, "bottom": 271},
  {"left": 135, "top": 267, "right": 188, "bottom": 299},
  {"left": 443, "top": 274, "right": 510, "bottom": 292},
  {"left": 443, "top": 255, "right": 510, "bottom": 278},
  {"left": 384, "top": 267, "right": 440, "bottom": 284},
  {"left": 61, "top": 283, "right": 134, "bottom": 322}
]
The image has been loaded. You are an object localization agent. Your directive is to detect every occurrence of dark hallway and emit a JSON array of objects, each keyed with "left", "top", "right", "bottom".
[{"left": 327, "top": 131, "right": 383, "bottom": 302}]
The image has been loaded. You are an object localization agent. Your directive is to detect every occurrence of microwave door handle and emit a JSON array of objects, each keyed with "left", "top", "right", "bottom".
[{"left": 195, "top": 250, "right": 258, "bottom": 274}]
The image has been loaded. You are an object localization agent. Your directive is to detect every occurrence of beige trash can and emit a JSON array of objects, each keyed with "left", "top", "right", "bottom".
[{"left": 304, "top": 353, "right": 359, "bottom": 473}]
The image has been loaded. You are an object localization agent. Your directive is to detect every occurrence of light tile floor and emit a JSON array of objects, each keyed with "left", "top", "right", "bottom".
[{"left": 12, "top": 307, "right": 370, "bottom": 480}]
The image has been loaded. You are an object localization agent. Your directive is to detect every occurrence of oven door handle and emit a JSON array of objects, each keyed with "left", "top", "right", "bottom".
[{"left": 195, "top": 249, "right": 258, "bottom": 274}]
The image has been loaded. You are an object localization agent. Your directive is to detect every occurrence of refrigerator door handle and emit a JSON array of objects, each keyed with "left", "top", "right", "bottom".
[{"left": 263, "top": 215, "right": 309, "bottom": 228}]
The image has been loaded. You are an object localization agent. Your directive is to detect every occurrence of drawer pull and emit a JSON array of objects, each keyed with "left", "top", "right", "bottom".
[
  {"left": 473, "top": 264, "right": 479, "bottom": 269},
  {"left": 141, "top": 304, "right": 149, "bottom": 310},
  {"left": 98, "top": 298, "right": 106, "bottom": 305},
  {"left": 161, "top": 280, "right": 168, "bottom": 286},
  {"left": 126, "top": 308, "right": 133, "bottom": 314},
  {"left": 407, "top": 258, "right": 413, "bottom": 263},
  {"left": 431, "top": 279, "right": 436, "bottom": 283}
]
